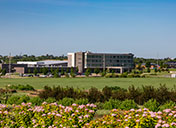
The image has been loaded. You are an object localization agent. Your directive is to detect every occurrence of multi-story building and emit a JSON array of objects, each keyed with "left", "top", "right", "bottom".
[{"left": 68, "top": 51, "right": 134, "bottom": 73}]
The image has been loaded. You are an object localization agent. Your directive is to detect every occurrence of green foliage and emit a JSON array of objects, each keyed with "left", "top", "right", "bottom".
[
  {"left": 58, "top": 97, "right": 74, "bottom": 106},
  {"left": 87, "top": 87, "right": 104, "bottom": 103},
  {"left": 119, "top": 100, "right": 138, "bottom": 110},
  {"left": 94, "top": 68, "right": 100, "bottom": 75},
  {"left": 101, "top": 70, "right": 106, "bottom": 77},
  {"left": 1, "top": 69, "right": 6, "bottom": 75},
  {"left": 103, "top": 99, "right": 121, "bottom": 110},
  {"left": 45, "top": 97, "right": 57, "bottom": 103},
  {"left": 75, "top": 98, "right": 89, "bottom": 105},
  {"left": 144, "top": 99, "right": 160, "bottom": 112},
  {"left": 70, "top": 67, "right": 75, "bottom": 77},
  {"left": 61, "top": 67, "right": 64, "bottom": 75},
  {"left": 85, "top": 68, "right": 91, "bottom": 77},
  {"left": 42, "top": 67, "right": 48, "bottom": 75},
  {"left": 159, "top": 101, "right": 176, "bottom": 111},
  {"left": 33, "top": 68, "right": 38, "bottom": 76},
  {"left": 7, "top": 95, "right": 30, "bottom": 105},
  {"left": 28, "top": 97, "right": 44, "bottom": 106},
  {"left": 8, "top": 84, "right": 35, "bottom": 91},
  {"left": 64, "top": 72, "right": 69, "bottom": 78}
]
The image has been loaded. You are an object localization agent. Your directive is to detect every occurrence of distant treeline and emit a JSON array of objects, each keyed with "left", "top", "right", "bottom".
[
  {"left": 134, "top": 57, "right": 176, "bottom": 65},
  {"left": 0, "top": 54, "right": 67, "bottom": 63}
]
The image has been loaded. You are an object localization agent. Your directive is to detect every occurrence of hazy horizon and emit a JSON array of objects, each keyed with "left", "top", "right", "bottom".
[{"left": 0, "top": 0, "right": 176, "bottom": 58}]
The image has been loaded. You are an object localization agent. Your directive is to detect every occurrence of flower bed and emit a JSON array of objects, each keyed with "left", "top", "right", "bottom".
[
  {"left": 0, "top": 102, "right": 175, "bottom": 128},
  {"left": 87, "top": 107, "right": 176, "bottom": 128},
  {"left": 0, "top": 103, "right": 96, "bottom": 127}
]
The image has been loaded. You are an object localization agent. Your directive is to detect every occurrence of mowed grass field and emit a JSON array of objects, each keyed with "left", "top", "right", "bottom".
[{"left": 0, "top": 77, "right": 176, "bottom": 90}]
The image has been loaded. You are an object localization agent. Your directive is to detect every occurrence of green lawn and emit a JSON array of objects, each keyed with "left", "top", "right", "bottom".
[{"left": 0, "top": 77, "right": 176, "bottom": 90}]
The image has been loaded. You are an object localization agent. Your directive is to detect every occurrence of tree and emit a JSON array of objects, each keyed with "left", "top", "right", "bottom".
[
  {"left": 85, "top": 68, "right": 91, "bottom": 77},
  {"left": 101, "top": 70, "right": 106, "bottom": 77},
  {"left": 54, "top": 70, "right": 59, "bottom": 78},
  {"left": 54, "top": 68, "right": 60, "bottom": 78},
  {"left": 0, "top": 67, "right": 2, "bottom": 73},
  {"left": 34, "top": 68, "right": 38, "bottom": 76},
  {"left": 42, "top": 67, "right": 48, "bottom": 75},
  {"left": 61, "top": 67, "right": 64, "bottom": 75},
  {"left": 1, "top": 69, "right": 6, "bottom": 76},
  {"left": 50, "top": 67, "right": 54, "bottom": 75},
  {"left": 70, "top": 67, "right": 75, "bottom": 77},
  {"left": 94, "top": 68, "right": 100, "bottom": 75}
]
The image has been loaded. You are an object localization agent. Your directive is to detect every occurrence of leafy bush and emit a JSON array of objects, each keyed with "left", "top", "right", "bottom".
[
  {"left": 8, "top": 84, "right": 35, "bottom": 91},
  {"left": 120, "top": 100, "right": 138, "bottom": 110},
  {"left": 28, "top": 97, "right": 44, "bottom": 106},
  {"left": 143, "top": 99, "right": 160, "bottom": 112},
  {"left": 45, "top": 97, "right": 57, "bottom": 103},
  {"left": 58, "top": 98, "right": 74, "bottom": 106},
  {"left": 7, "top": 95, "right": 30, "bottom": 105},
  {"left": 103, "top": 99, "right": 121, "bottom": 110},
  {"left": 94, "top": 102, "right": 104, "bottom": 109},
  {"left": 75, "top": 98, "right": 89, "bottom": 105},
  {"left": 87, "top": 87, "right": 104, "bottom": 103},
  {"left": 159, "top": 101, "right": 176, "bottom": 111}
]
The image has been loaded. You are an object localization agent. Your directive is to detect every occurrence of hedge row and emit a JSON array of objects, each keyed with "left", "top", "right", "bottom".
[{"left": 39, "top": 85, "right": 176, "bottom": 105}]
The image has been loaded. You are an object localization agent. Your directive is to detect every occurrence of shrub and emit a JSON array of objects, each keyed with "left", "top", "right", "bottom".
[
  {"left": 94, "top": 102, "right": 104, "bottom": 109},
  {"left": 100, "top": 70, "right": 106, "bottom": 77},
  {"left": 87, "top": 87, "right": 104, "bottom": 103},
  {"left": 75, "top": 98, "right": 89, "bottom": 105},
  {"left": 7, "top": 95, "right": 30, "bottom": 105},
  {"left": 7, "top": 95, "right": 21, "bottom": 105},
  {"left": 45, "top": 97, "right": 57, "bottom": 103},
  {"left": 28, "top": 97, "right": 44, "bottom": 106},
  {"left": 103, "top": 99, "right": 121, "bottom": 110},
  {"left": 58, "top": 98, "right": 74, "bottom": 106},
  {"left": 8, "top": 84, "right": 35, "bottom": 91},
  {"left": 102, "top": 86, "right": 112, "bottom": 101},
  {"left": 143, "top": 99, "right": 160, "bottom": 112},
  {"left": 159, "top": 101, "right": 176, "bottom": 111},
  {"left": 120, "top": 99, "right": 138, "bottom": 110}
]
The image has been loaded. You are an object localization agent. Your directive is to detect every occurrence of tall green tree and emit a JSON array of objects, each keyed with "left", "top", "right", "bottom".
[
  {"left": 85, "top": 68, "right": 91, "bottom": 77},
  {"left": 42, "top": 67, "right": 48, "bottom": 75},
  {"left": 94, "top": 68, "right": 100, "bottom": 75},
  {"left": 1, "top": 69, "right": 6, "bottom": 76},
  {"left": 70, "top": 67, "right": 75, "bottom": 77},
  {"left": 34, "top": 68, "right": 38, "bottom": 76},
  {"left": 50, "top": 67, "right": 54, "bottom": 75},
  {"left": 61, "top": 67, "right": 64, "bottom": 75}
]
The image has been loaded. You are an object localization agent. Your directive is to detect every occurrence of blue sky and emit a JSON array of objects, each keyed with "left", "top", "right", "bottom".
[{"left": 0, "top": 0, "right": 176, "bottom": 58}]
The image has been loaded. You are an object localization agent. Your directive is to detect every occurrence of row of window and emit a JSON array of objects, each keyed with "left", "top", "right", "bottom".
[
  {"left": 86, "top": 64, "right": 134, "bottom": 67},
  {"left": 87, "top": 55, "right": 132, "bottom": 59},
  {"left": 86, "top": 59, "right": 133, "bottom": 63}
]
